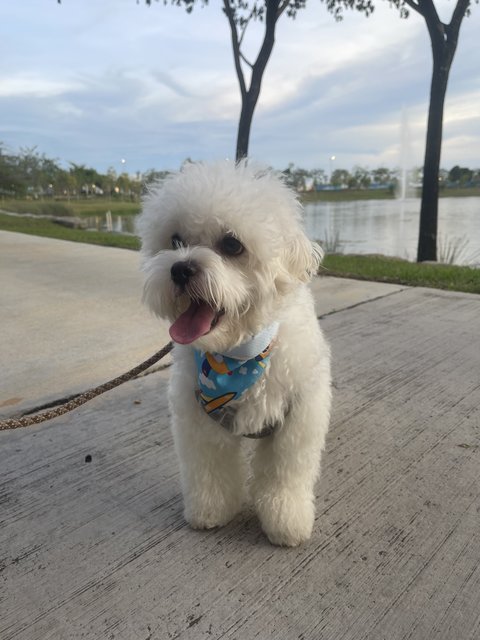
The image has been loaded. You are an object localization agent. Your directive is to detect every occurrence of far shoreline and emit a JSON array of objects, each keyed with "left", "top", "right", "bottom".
[{"left": 300, "top": 186, "right": 480, "bottom": 203}]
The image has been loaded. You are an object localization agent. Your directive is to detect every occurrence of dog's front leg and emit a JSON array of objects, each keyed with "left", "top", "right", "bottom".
[
  {"left": 251, "top": 398, "right": 330, "bottom": 547},
  {"left": 172, "top": 411, "right": 245, "bottom": 530}
]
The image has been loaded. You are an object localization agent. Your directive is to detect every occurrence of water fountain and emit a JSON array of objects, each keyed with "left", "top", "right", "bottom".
[{"left": 398, "top": 107, "right": 412, "bottom": 200}]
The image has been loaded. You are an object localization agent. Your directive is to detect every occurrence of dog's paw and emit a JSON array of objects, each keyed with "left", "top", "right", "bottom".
[
  {"left": 255, "top": 489, "right": 315, "bottom": 547},
  {"left": 185, "top": 506, "right": 237, "bottom": 530},
  {"left": 183, "top": 488, "right": 242, "bottom": 530}
]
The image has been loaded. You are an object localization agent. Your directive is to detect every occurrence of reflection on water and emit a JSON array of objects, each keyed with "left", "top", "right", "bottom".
[
  {"left": 85, "top": 214, "right": 136, "bottom": 235},
  {"left": 303, "top": 197, "right": 480, "bottom": 265}
]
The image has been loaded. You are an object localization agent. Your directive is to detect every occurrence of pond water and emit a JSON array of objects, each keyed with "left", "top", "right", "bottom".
[
  {"left": 303, "top": 197, "right": 480, "bottom": 265},
  {"left": 87, "top": 196, "right": 479, "bottom": 266},
  {"left": 85, "top": 214, "right": 136, "bottom": 235}
]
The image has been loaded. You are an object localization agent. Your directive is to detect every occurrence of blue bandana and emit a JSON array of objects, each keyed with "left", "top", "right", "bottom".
[{"left": 194, "top": 343, "right": 273, "bottom": 416}]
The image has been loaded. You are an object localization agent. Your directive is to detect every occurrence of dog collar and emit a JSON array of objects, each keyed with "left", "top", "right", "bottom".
[
  {"left": 194, "top": 323, "right": 278, "bottom": 426},
  {"left": 221, "top": 322, "right": 279, "bottom": 360}
]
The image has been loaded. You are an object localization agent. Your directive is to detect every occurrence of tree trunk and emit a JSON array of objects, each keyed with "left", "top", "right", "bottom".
[
  {"left": 236, "top": 83, "right": 261, "bottom": 161},
  {"left": 224, "top": 0, "right": 281, "bottom": 163},
  {"left": 417, "top": 58, "right": 449, "bottom": 262},
  {"left": 414, "top": 0, "right": 470, "bottom": 262}
]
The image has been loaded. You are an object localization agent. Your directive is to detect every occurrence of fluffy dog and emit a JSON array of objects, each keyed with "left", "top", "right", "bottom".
[{"left": 137, "top": 160, "right": 331, "bottom": 547}]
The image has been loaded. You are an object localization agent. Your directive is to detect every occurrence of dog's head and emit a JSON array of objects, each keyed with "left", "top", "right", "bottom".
[{"left": 137, "top": 160, "right": 322, "bottom": 352}]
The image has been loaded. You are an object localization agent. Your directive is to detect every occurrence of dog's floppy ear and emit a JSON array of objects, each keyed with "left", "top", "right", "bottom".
[
  {"left": 288, "top": 233, "right": 323, "bottom": 282},
  {"left": 275, "top": 233, "right": 323, "bottom": 293},
  {"left": 309, "top": 241, "right": 324, "bottom": 278}
]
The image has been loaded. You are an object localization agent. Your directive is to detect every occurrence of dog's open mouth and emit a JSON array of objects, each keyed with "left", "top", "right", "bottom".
[{"left": 169, "top": 299, "right": 224, "bottom": 345}]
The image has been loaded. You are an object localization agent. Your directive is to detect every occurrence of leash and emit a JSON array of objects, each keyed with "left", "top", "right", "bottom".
[{"left": 0, "top": 342, "right": 174, "bottom": 432}]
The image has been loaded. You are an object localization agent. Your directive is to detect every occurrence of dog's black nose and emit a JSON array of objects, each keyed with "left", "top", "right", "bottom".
[{"left": 171, "top": 261, "right": 197, "bottom": 286}]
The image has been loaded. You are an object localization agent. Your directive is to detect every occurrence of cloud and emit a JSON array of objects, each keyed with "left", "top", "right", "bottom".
[
  {"left": 1, "top": 0, "right": 478, "bottom": 173},
  {"left": 0, "top": 74, "right": 83, "bottom": 99},
  {"left": 54, "top": 102, "right": 84, "bottom": 118},
  {"left": 199, "top": 373, "right": 216, "bottom": 390}
]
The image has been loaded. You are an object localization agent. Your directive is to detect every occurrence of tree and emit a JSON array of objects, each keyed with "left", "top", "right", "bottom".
[
  {"left": 331, "top": 168, "right": 350, "bottom": 187},
  {"left": 222, "top": 0, "right": 308, "bottom": 160},
  {"left": 351, "top": 165, "right": 372, "bottom": 188},
  {"left": 328, "top": 0, "right": 476, "bottom": 259},
  {"left": 147, "top": 1, "right": 373, "bottom": 161},
  {"left": 14, "top": 147, "right": 64, "bottom": 196},
  {"left": 0, "top": 143, "right": 25, "bottom": 196},
  {"left": 282, "top": 162, "right": 313, "bottom": 189},
  {"left": 145, "top": 1, "right": 307, "bottom": 161},
  {"left": 371, "top": 166, "right": 392, "bottom": 185},
  {"left": 68, "top": 163, "right": 105, "bottom": 196},
  {"left": 387, "top": 0, "right": 475, "bottom": 261},
  {"left": 448, "top": 165, "right": 473, "bottom": 186}
]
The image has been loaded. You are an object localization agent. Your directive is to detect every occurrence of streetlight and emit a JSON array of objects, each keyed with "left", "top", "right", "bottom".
[
  {"left": 329, "top": 155, "right": 336, "bottom": 185},
  {"left": 116, "top": 159, "right": 126, "bottom": 198}
]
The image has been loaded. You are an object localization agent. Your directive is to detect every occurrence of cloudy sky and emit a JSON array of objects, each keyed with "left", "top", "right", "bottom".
[{"left": 1, "top": 0, "right": 479, "bottom": 175}]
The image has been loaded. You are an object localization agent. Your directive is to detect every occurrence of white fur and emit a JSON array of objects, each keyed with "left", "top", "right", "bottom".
[{"left": 137, "top": 160, "right": 331, "bottom": 547}]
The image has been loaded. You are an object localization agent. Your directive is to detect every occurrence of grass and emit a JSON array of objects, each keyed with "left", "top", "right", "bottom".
[
  {"left": 1, "top": 210, "right": 479, "bottom": 295},
  {"left": 439, "top": 187, "right": 480, "bottom": 198},
  {"left": 301, "top": 189, "right": 395, "bottom": 202},
  {"left": 437, "top": 234, "right": 480, "bottom": 266},
  {"left": 0, "top": 212, "right": 140, "bottom": 250},
  {"left": 322, "top": 254, "right": 480, "bottom": 294},
  {"left": 300, "top": 186, "right": 480, "bottom": 203},
  {"left": 0, "top": 198, "right": 140, "bottom": 218}
]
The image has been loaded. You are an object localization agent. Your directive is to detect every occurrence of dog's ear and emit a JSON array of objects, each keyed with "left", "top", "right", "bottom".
[
  {"left": 275, "top": 234, "right": 323, "bottom": 293},
  {"left": 288, "top": 233, "right": 323, "bottom": 282},
  {"left": 309, "top": 241, "right": 324, "bottom": 278}
]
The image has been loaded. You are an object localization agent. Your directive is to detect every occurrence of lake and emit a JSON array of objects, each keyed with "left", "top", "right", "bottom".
[
  {"left": 303, "top": 197, "right": 480, "bottom": 265},
  {"left": 88, "top": 196, "right": 479, "bottom": 266}
]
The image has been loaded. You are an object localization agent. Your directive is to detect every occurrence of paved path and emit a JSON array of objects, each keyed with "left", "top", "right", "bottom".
[
  {"left": 1, "top": 231, "right": 479, "bottom": 640},
  {"left": 0, "top": 231, "right": 401, "bottom": 417},
  {"left": 0, "top": 232, "right": 170, "bottom": 416}
]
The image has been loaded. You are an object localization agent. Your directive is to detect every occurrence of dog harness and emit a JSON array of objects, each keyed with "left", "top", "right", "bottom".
[{"left": 194, "top": 322, "right": 281, "bottom": 438}]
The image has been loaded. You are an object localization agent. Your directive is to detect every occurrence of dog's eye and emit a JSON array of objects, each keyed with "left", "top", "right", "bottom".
[
  {"left": 219, "top": 234, "right": 244, "bottom": 257},
  {"left": 171, "top": 233, "right": 184, "bottom": 250}
]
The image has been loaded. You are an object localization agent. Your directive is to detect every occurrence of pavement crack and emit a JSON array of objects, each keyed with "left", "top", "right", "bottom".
[{"left": 318, "top": 287, "right": 408, "bottom": 319}]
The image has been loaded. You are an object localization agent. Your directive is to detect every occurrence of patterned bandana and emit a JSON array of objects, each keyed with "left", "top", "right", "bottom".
[{"left": 194, "top": 323, "right": 278, "bottom": 417}]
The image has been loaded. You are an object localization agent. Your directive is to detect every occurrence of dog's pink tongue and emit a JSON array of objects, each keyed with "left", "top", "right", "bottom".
[{"left": 169, "top": 301, "right": 217, "bottom": 345}]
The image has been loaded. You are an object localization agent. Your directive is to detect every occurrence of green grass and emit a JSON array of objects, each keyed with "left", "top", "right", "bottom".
[
  {"left": 323, "top": 254, "right": 480, "bottom": 294},
  {"left": 0, "top": 212, "right": 140, "bottom": 250},
  {"left": 0, "top": 198, "right": 140, "bottom": 218},
  {"left": 439, "top": 187, "right": 480, "bottom": 198},
  {"left": 300, "top": 189, "right": 395, "bottom": 203},
  {"left": 1, "top": 211, "right": 478, "bottom": 294}
]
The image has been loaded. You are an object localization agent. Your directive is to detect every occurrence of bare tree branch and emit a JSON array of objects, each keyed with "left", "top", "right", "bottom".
[{"left": 223, "top": 0, "right": 248, "bottom": 99}]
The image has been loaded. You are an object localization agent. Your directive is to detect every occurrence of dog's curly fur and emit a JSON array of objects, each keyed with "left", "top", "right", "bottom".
[{"left": 137, "top": 160, "right": 331, "bottom": 546}]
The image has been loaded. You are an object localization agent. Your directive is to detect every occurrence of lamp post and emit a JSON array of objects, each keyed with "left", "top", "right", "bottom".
[{"left": 117, "top": 158, "right": 126, "bottom": 198}]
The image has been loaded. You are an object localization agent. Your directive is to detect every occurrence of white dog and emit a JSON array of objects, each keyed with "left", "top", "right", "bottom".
[{"left": 137, "top": 160, "right": 331, "bottom": 546}]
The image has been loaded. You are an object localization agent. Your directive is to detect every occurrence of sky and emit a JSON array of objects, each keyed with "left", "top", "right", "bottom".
[{"left": 1, "top": 0, "right": 479, "bottom": 176}]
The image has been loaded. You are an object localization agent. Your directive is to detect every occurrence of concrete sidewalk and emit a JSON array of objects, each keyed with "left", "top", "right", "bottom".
[
  {"left": 0, "top": 230, "right": 403, "bottom": 417},
  {"left": 1, "top": 231, "right": 480, "bottom": 640}
]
